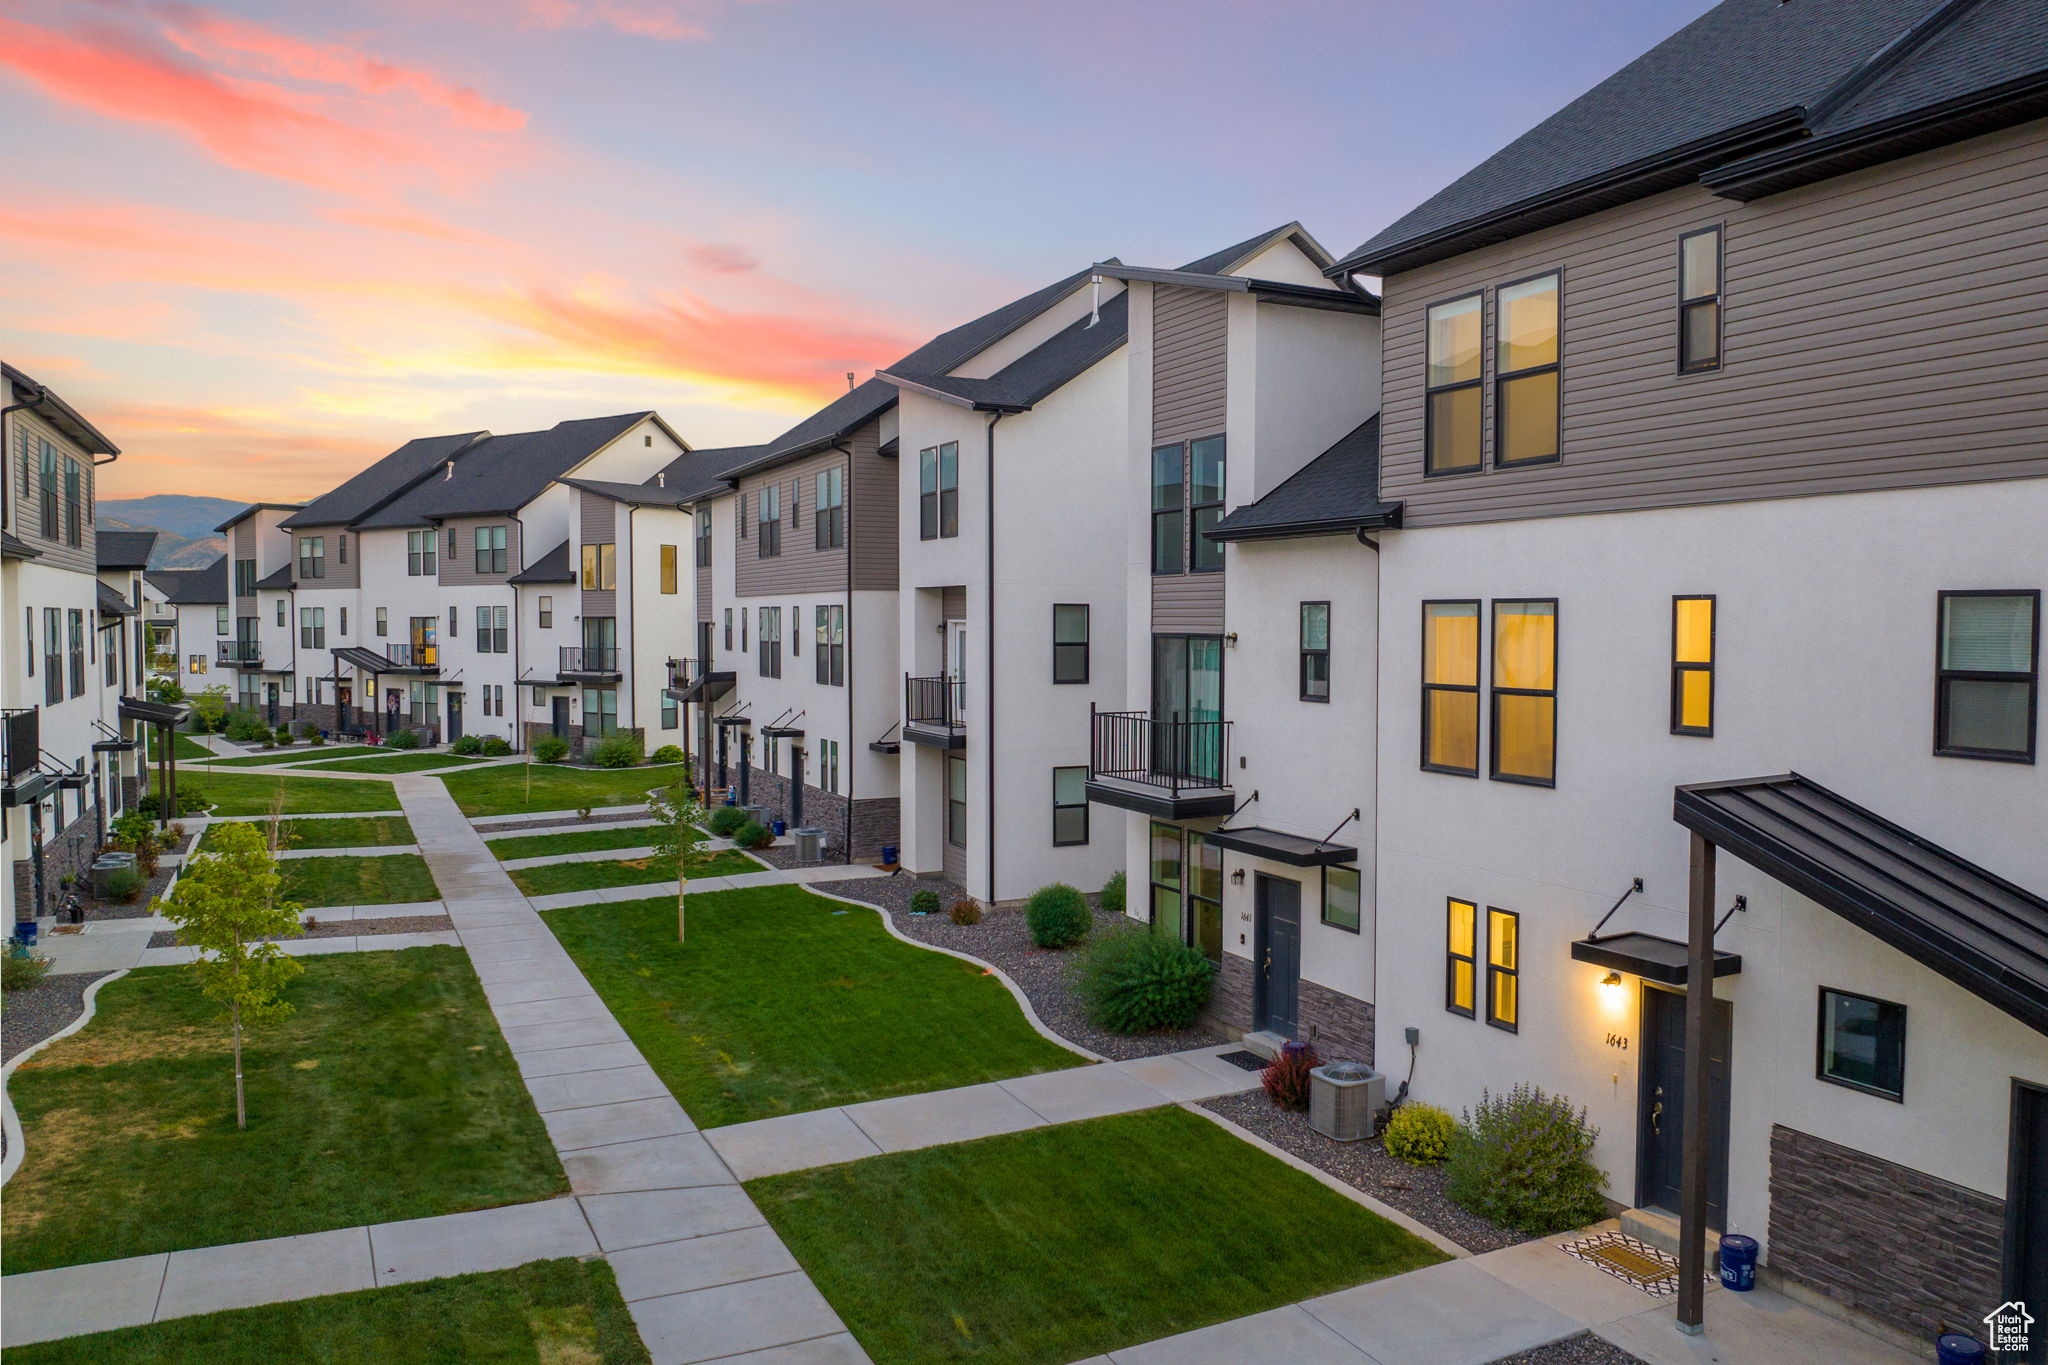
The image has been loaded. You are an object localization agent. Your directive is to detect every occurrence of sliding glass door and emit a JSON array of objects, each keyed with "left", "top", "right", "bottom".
[{"left": 1152, "top": 635, "right": 1224, "bottom": 784}]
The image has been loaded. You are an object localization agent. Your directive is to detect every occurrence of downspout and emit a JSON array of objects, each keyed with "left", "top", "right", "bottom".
[
  {"left": 510, "top": 510, "right": 527, "bottom": 749},
  {"left": 983, "top": 410, "right": 1006, "bottom": 903},
  {"left": 622, "top": 503, "right": 642, "bottom": 746},
  {"left": 831, "top": 440, "right": 854, "bottom": 864}
]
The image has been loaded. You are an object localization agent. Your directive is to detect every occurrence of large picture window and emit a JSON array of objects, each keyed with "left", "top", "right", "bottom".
[
  {"left": 1495, "top": 272, "right": 1559, "bottom": 467},
  {"left": 1678, "top": 226, "right": 1722, "bottom": 373},
  {"left": 920, "top": 443, "right": 958, "bottom": 540},
  {"left": 1446, "top": 898, "right": 1476, "bottom": 1017},
  {"left": 1052, "top": 604, "right": 1089, "bottom": 684},
  {"left": 1485, "top": 907, "right": 1519, "bottom": 1032},
  {"left": 1671, "top": 595, "right": 1715, "bottom": 735},
  {"left": 1491, "top": 600, "right": 1556, "bottom": 785},
  {"left": 580, "top": 543, "right": 616, "bottom": 590},
  {"left": 1051, "top": 767, "right": 1088, "bottom": 846},
  {"left": 1422, "top": 601, "right": 1480, "bottom": 775},
  {"left": 1425, "top": 294, "right": 1483, "bottom": 474},
  {"left": 1935, "top": 590, "right": 2038, "bottom": 762},
  {"left": 1817, "top": 988, "right": 1905, "bottom": 1101}
]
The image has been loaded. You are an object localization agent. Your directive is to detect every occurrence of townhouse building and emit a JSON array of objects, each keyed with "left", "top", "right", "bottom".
[
  {"left": 216, "top": 503, "right": 302, "bottom": 723},
  {"left": 1327, "top": 0, "right": 2048, "bottom": 1343},
  {"left": 149, "top": 556, "right": 230, "bottom": 687}
]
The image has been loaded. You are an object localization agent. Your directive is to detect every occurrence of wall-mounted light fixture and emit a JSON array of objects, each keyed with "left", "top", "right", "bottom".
[
  {"left": 1600, "top": 971, "right": 1623, "bottom": 988},
  {"left": 1230, "top": 868, "right": 1245, "bottom": 885}
]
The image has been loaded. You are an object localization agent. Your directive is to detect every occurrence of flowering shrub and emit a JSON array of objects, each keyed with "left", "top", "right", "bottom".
[
  {"left": 1261, "top": 1041, "right": 1320, "bottom": 1111},
  {"left": 1446, "top": 1084, "right": 1608, "bottom": 1234}
]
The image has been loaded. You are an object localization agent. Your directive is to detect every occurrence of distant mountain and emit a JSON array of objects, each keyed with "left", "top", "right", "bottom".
[
  {"left": 101, "top": 516, "right": 224, "bottom": 570},
  {"left": 99, "top": 495, "right": 250, "bottom": 542}
]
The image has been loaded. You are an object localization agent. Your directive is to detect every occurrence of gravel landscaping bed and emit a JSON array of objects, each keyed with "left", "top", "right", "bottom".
[
  {"left": 824, "top": 877, "right": 1214, "bottom": 1061},
  {"left": 145, "top": 914, "right": 454, "bottom": 949},
  {"left": 1487, "top": 1332, "right": 1646, "bottom": 1364},
  {"left": 1199, "top": 1089, "right": 1535, "bottom": 1254},
  {"left": 4, "top": 970, "right": 116, "bottom": 1063},
  {"left": 80, "top": 827, "right": 198, "bottom": 922}
]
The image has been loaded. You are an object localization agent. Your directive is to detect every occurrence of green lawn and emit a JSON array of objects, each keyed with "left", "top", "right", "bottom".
[
  {"left": 542, "top": 886, "right": 1082, "bottom": 1128},
  {"left": 509, "top": 850, "right": 759, "bottom": 896},
  {"left": 2, "top": 947, "right": 565, "bottom": 1273},
  {"left": 488, "top": 824, "right": 686, "bottom": 860},
  {"left": 751, "top": 1107, "right": 1448, "bottom": 1364},
  {"left": 191, "top": 746, "right": 383, "bottom": 768},
  {"left": 281, "top": 853, "right": 440, "bottom": 907},
  {"left": 200, "top": 816, "right": 416, "bottom": 852},
  {"left": 441, "top": 761, "right": 690, "bottom": 818},
  {"left": 149, "top": 729, "right": 216, "bottom": 762},
  {"left": 293, "top": 752, "right": 489, "bottom": 774},
  {"left": 4, "top": 1258, "right": 649, "bottom": 1365},
  {"left": 166, "top": 770, "right": 401, "bottom": 816}
]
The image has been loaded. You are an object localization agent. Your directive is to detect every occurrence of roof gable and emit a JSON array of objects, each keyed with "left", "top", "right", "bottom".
[
  {"left": 282, "top": 431, "right": 486, "bottom": 529},
  {"left": 356, "top": 413, "right": 649, "bottom": 528}
]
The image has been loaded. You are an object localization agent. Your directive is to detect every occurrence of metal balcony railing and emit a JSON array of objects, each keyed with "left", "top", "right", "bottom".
[
  {"left": 386, "top": 642, "right": 437, "bottom": 667},
  {"left": 561, "top": 646, "right": 619, "bottom": 674},
  {"left": 905, "top": 674, "right": 965, "bottom": 730},
  {"left": 3, "top": 707, "right": 39, "bottom": 781},
  {"left": 217, "top": 640, "right": 262, "bottom": 665},
  {"left": 667, "top": 657, "right": 704, "bottom": 690},
  {"left": 1090, "top": 709, "right": 1231, "bottom": 792}
]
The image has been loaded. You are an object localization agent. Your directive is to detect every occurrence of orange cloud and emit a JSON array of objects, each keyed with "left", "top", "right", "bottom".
[{"left": 89, "top": 400, "right": 393, "bottom": 500}]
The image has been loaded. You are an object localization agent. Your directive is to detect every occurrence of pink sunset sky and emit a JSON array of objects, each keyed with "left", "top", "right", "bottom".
[{"left": 0, "top": 0, "right": 1713, "bottom": 502}]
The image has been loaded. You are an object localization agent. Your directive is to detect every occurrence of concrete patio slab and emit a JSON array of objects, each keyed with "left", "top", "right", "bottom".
[
  {"left": 502, "top": 1014, "right": 632, "bottom": 1054},
  {"left": 998, "top": 1062, "right": 1168, "bottom": 1125},
  {"left": 704, "top": 1107, "right": 884, "bottom": 1181},
  {"left": 563, "top": 1132, "right": 734, "bottom": 1194},
  {"left": 1595, "top": 1284, "right": 1922, "bottom": 1365},
  {"left": 1109, "top": 1052, "right": 1250, "bottom": 1102},
  {"left": 842, "top": 1081, "right": 1045, "bottom": 1154},
  {"left": 624, "top": 1270, "right": 846, "bottom": 1365},
  {"left": 605, "top": 1225, "right": 799, "bottom": 1302},
  {"left": 0, "top": 1252, "right": 168, "bottom": 1348},
  {"left": 1301, "top": 1257, "right": 1582, "bottom": 1365},
  {"left": 368, "top": 1198, "right": 596, "bottom": 1287},
  {"left": 1470, "top": 1227, "right": 1687, "bottom": 1328},
  {"left": 1107, "top": 1305, "right": 1368, "bottom": 1364},
  {"left": 545, "top": 1096, "right": 697, "bottom": 1152},
  {"left": 578, "top": 1185, "right": 764, "bottom": 1253},
  {"left": 156, "top": 1226, "right": 373, "bottom": 1321},
  {"left": 524, "top": 1063, "right": 672, "bottom": 1113}
]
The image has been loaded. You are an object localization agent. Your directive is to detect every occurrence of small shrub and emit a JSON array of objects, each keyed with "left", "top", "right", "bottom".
[
  {"left": 1099, "top": 869, "right": 1126, "bottom": 916},
  {"left": 651, "top": 744, "right": 685, "bottom": 765},
  {"left": 2, "top": 946, "right": 53, "bottom": 992},
  {"left": 1071, "top": 929, "right": 1215, "bottom": 1032},
  {"left": 1446, "top": 1084, "right": 1608, "bottom": 1235},
  {"left": 732, "top": 819, "right": 774, "bottom": 850},
  {"left": 278, "top": 726, "right": 298, "bottom": 746},
  {"left": 949, "top": 899, "right": 982, "bottom": 925},
  {"left": 1261, "top": 1041, "right": 1320, "bottom": 1112},
  {"left": 450, "top": 734, "right": 484, "bottom": 756},
  {"left": 1025, "top": 882, "right": 1089, "bottom": 949},
  {"left": 384, "top": 727, "right": 421, "bottom": 750},
  {"left": 224, "top": 711, "right": 270, "bottom": 743},
  {"left": 309, "top": 731, "right": 328, "bottom": 746},
  {"left": 481, "top": 736, "right": 513, "bottom": 757},
  {"left": 590, "top": 735, "right": 644, "bottom": 769},
  {"left": 533, "top": 736, "right": 570, "bottom": 763},
  {"left": 1383, "top": 1102, "right": 1458, "bottom": 1165},
  {"left": 260, "top": 737, "right": 277, "bottom": 750},
  {"left": 908, "top": 889, "right": 940, "bottom": 915},
  {"left": 102, "top": 866, "right": 144, "bottom": 903},
  {"left": 147, "top": 678, "right": 187, "bottom": 704},
  {"left": 576, "top": 806, "right": 593, "bottom": 822},
  {"left": 706, "top": 805, "right": 748, "bottom": 837},
  {"left": 139, "top": 788, "right": 208, "bottom": 818}
]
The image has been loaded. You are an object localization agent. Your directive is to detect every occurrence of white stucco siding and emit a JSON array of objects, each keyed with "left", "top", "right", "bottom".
[
  {"left": 1247, "top": 305, "right": 1381, "bottom": 500},
  {"left": 572, "top": 417, "right": 686, "bottom": 484},
  {"left": 627, "top": 505, "right": 694, "bottom": 742}
]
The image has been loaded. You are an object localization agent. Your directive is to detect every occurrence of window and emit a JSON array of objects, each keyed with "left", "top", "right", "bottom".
[
  {"left": 737, "top": 491, "right": 748, "bottom": 540},
  {"left": 537, "top": 596, "right": 552, "bottom": 629},
  {"left": 815, "top": 466, "right": 844, "bottom": 549},
  {"left": 581, "top": 543, "right": 616, "bottom": 590},
  {"left": 1323, "top": 866, "right": 1360, "bottom": 932},
  {"left": 189, "top": 653, "right": 205, "bottom": 675},
  {"left": 449, "top": 606, "right": 457, "bottom": 638},
  {"left": 216, "top": 606, "right": 229, "bottom": 636},
  {"left": 740, "top": 607, "right": 748, "bottom": 652},
  {"left": 582, "top": 687, "right": 618, "bottom": 737},
  {"left": 1817, "top": 988, "right": 1905, "bottom": 1101},
  {"left": 43, "top": 608, "right": 60, "bottom": 702},
  {"left": 339, "top": 607, "right": 348, "bottom": 636},
  {"left": 407, "top": 529, "right": 436, "bottom": 576},
  {"left": 298, "top": 536, "right": 326, "bottom": 580},
  {"left": 1671, "top": 596, "right": 1715, "bottom": 736},
  {"left": 235, "top": 558, "right": 258, "bottom": 596},
  {"left": 409, "top": 679, "right": 438, "bottom": 727},
  {"left": 724, "top": 607, "right": 733, "bottom": 650},
  {"left": 276, "top": 599, "right": 286, "bottom": 627},
  {"left": 105, "top": 626, "right": 118, "bottom": 684},
  {"left": 1421, "top": 601, "right": 1480, "bottom": 775},
  {"left": 757, "top": 484, "right": 781, "bottom": 557},
  {"left": 64, "top": 460, "right": 81, "bottom": 546},
  {"left": 376, "top": 607, "right": 388, "bottom": 637},
  {"left": 337, "top": 534, "right": 347, "bottom": 564},
  {"left": 1052, "top": 766, "right": 1088, "bottom": 845},
  {"left": 758, "top": 605, "right": 782, "bottom": 678},
  {"left": 919, "top": 442, "right": 958, "bottom": 539},
  {"left": 447, "top": 527, "right": 457, "bottom": 560},
  {"left": 1189, "top": 837, "right": 1222, "bottom": 963},
  {"left": 67, "top": 609, "right": 85, "bottom": 697},
  {"left": 38, "top": 440, "right": 57, "bottom": 536},
  {"left": 1150, "top": 444, "right": 1184, "bottom": 574},
  {"left": 409, "top": 616, "right": 437, "bottom": 665},
  {"left": 1485, "top": 907, "right": 1519, "bottom": 1031},
  {"left": 532, "top": 685, "right": 545, "bottom": 706},
  {"left": 660, "top": 544, "right": 678, "bottom": 594},
  {"left": 1151, "top": 635, "right": 1225, "bottom": 783},
  {"left": 1678, "top": 227, "right": 1722, "bottom": 373},
  {"left": 1190, "top": 436, "right": 1225, "bottom": 572},
  {"left": 946, "top": 754, "right": 968, "bottom": 846},
  {"left": 661, "top": 692, "right": 678, "bottom": 729},
  {"left": 695, "top": 509, "right": 711, "bottom": 567},
  {"left": 1426, "top": 294, "right": 1483, "bottom": 474},
  {"left": 1052, "top": 604, "right": 1089, "bottom": 684},
  {"left": 300, "top": 607, "right": 325, "bottom": 650},
  {"left": 1495, "top": 272, "right": 1560, "bottom": 467},
  {"left": 1148, "top": 821, "right": 1182, "bottom": 927},
  {"left": 475, "top": 525, "right": 507, "bottom": 575},
  {"left": 1300, "top": 602, "right": 1330, "bottom": 701},
  {"left": 1935, "top": 591, "right": 2038, "bottom": 762},
  {"left": 1446, "top": 898, "right": 1477, "bottom": 1017},
  {"left": 815, "top": 605, "right": 844, "bottom": 686},
  {"left": 476, "top": 606, "right": 508, "bottom": 653},
  {"left": 1491, "top": 600, "right": 1556, "bottom": 785},
  {"left": 820, "top": 739, "right": 839, "bottom": 794},
  {"left": 788, "top": 476, "right": 800, "bottom": 530},
  {"left": 789, "top": 603, "right": 800, "bottom": 656},
  {"left": 582, "top": 616, "right": 615, "bottom": 669}
]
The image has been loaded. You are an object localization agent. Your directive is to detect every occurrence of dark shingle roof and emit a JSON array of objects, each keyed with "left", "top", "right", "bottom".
[
  {"left": 509, "top": 539, "right": 576, "bottom": 584},
  {"left": 883, "top": 292, "right": 1130, "bottom": 412},
  {"left": 1335, "top": 0, "right": 1963, "bottom": 274},
  {"left": 560, "top": 476, "right": 689, "bottom": 508},
  {"left": 1177, "top": 222, "right": 1329, "bottom": 276},
  {"left": 213, "top": 502, "right": 304, "bottom": 533},
  {"left": 255, "top": 563, "right": 294, "bottom": 590},
  {"left": 356, "top": 413, "right": 649, "bottom": 529},
  {"left": 155, "top": 557, "right": 228, "bottom": 605},
  {"left": 95, "top": 530, "right": 158, "bottom": 570},
  {"left": 282, "top": 431, "right": 485, "bottom": 529},
  {"left": 1208, "top": 416, "right": 1400, "bottom": 542},
  {"left": 655, "top": 447, "right": 757, "bottom": 502},
  {"left": 2, "top": 531, "right": 40, "bottom": 560},
  {"left": 2, "top": 363, "right": 119, "bottom": 456},
  {"left": 97, "top": 580, "right": 138, "bottom": 617}
]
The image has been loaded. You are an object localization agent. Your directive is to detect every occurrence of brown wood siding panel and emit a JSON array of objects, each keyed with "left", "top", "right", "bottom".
[
  {"left": 286, "top": 526, "right": 357, "bottom": 592},
  {"left": 439, "top": 516, "right": 518, "bottom": 589},
  {"left": 941, "top": 587, "right": 967, "bottom": 620},
  {"left": 848, "top": 420, "right": 896, "bottom": 592},
  {"left": 1380, "top": 119, "right": 2048, "bottom": 527},
  {"left": 734, "top": 447, "right": 849, "bottom": 597},
  {"left": 579, "top": 492, "right": 617, "bottom": 618},
  {"left": 9, "top": 413, "right": 95, "bottom": 573},
  {"left": 1151, "top": 574, "right": 1224, "bottom": 633},
  {"left": 1152, "top": 286, "right": 1228, "bottom": 445},
  {"left": 325, "top": 531, "right": 361, "bottom": 589}
]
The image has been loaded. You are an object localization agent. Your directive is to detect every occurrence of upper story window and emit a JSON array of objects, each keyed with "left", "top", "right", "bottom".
[
  {"left": 474, "top": 525, "right": 508, "bottom": 575},
  {"left": 216, "top": 606, "right": 228, "bottom": 636},
  {"left": 535, "top": 597, "right": 550, "bottom": 630},
  {"left": 724, "top": 606, "right": 733, "bottom": 650},
  {"left": 446, "top": 527, "right": 457, "bottom": 560},
  {"left": 1151, "top": 444, "right": 1184, "bottom": 574},
  {"left": 1935, "top": 590, "right": 2038, "bottom": 762},
  {"left": 1052, "top": 604, "right": 1089, "bottom": 684},
  {"left": 299, "top": 606, "right": 325, "bottom": 649},
  {"left": 1671, "top": 596, "right": 1715, "bottom": 735},
  {"left": 1425, "top": 294, "right": 1483, "bottom": 474},
  {"left": 407, "top": 529, "right": 436, "bottom": 576},
  {"left": 757, "top": 484, "right": 781, "bottom": 558},
  {"left": 1495, "top": 273, "right": 1560, "bottom": 467},
  {"left": 476, "top": 605, "right": 508, "bottom": 653},
  {"left": 337, "top": 534, "right": 347, "bottom": 564},
  {"left": 1300, "top": 602, "right": 1330, "bottom": 701},
  {"left": 376, "top": 606, "right": 389, "bottom": 637},
  {"left": 737, "top": 491, "right": 748, "bottom": 541},
  {"left": 920, "top": 443, "right": 959, "bottom": 540},
  {"left": 1421, "top": 600, "right": 1480, "bottom": 775},
  {"left": 660, "top": 544, "right": 678, "bottom": 594},
  {"left": 235, "top": 558, "right": 257, "bottom": 596},
  {"left": 581, "top": 543, "right": 616, "bottom": 591},
  {"left": 1491, "top": 600, "right": 1557, "bottom": 786},
  {"left": 695, "top": 508, "right": 712, "bottom": 567},
  {"left": 1678, "top": 227, "right": 1722, "bottom": 373},
  {"left": 815, "top": 466, "right": 845, "bottom": 549},
  {"left": 275, "top": 599, "right": 286, "bottom": 627},
  {"left": 787, "top": 476, "right": 800, "bottom": 530},
  {"left": 64, "top": 459, "right": 82, "bottom": 546},
  {"left": 298, "top": 535, "right": 326, "bottom": 579},
  {"left": 1151, "top": 437, "right": 1228, "bottom": 574},
  {"left": 1190, "top": 436, "right": 1225, "bottom": 572},
  {"left": 37, "top": 439, "right": 57, "bottom": 537}
]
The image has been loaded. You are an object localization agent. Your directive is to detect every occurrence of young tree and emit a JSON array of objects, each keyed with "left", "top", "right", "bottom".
[
  {"left": 188, "top": 684, "right": 231, "bottom": 735},
  {"left": 646, "top": 777, "right": 711, "bottom": 943},
  {"left": 154, "top": 820, "right": 305, "bottom": 1130}
]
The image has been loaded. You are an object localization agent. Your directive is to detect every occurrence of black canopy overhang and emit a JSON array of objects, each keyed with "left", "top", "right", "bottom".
[
  {"left": 117, "top": 696, "right": 186, "bottom": 727},
  {"left": 1570, "top": 931, "right": 1741, "bottom": 986},
  {"left": 332, "top": 646, "right": 389, "bottom": 674},
  {"left": 1203, "top": 826, "right": 1357, "bottom": 867},
  {"left": 1674, "top": 772, "right": 2048, "bottom": 1038},
  {"left": 711, "top": 714, "right": 752, "bottom": 727},
  {"left": 761, "top": 725, "right": 804, "bottom": 739}
]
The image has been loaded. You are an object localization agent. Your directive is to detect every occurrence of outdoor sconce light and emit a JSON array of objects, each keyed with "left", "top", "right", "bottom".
[
  {"left": 1600, "top": 971, "right": 1624, "bottom": 988},
  {"left": 1230, "top": 868, "right": 1245, "bottom": 885}
]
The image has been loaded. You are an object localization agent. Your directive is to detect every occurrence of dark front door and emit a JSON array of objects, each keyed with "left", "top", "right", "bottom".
[
  {"left": 265, "top": 683, "right": 278, "bottom": 724},
  {"left": 337, "top": 683, "right": 352, "bottom": 732},
  {"left": 1638, "top": 985, "right": 1732, "bottom": 1226},
  {"left": 446, "top": 692, "right": 463, "bottom": 742},
  {"left": 2008, "top": 1081, "right": 2048, "bottom": 1363},
  {"left": 550, "top": 696, "right": 570, "bottom": 739},
  {"left": 1253, "top": 874, "right": 1301, "bottom": 1038}
]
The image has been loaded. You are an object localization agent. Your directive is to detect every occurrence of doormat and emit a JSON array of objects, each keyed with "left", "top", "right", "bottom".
[
  {"left": 1557, "top": 1232, "right": 1690, "bottom": 1295},
  {"left": 1216, "top": 1050, "right": 1269, "bottom": 1072}
]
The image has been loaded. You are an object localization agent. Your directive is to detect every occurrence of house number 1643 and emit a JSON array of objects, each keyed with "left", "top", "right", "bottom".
[{"left": 1605, "top": 1033, "right": 1629, "bottom": 1050}]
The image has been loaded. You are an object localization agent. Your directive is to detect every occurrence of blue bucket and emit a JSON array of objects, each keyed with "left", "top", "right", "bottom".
[
  {"left": 1717, "top": 1234, "right": 1759, "bottom": 1292},
  {"left": 771, "top": 819, "right": 787, "bottom": 837},
  {"left": 881, "top": 845, "right": 898, "bottom": 866},
  {"left": 1936, "top": 1334, "right": 1987, "bottom": 1365}
]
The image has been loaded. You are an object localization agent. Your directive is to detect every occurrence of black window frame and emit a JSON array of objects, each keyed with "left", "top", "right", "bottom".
[
  {"left": 1150, "top": 443, "right": 1185, "bottom": 575},
  {"left": 737, "top": 491, "right": 748, "bottom": 541},
  {"left": 1051, "top": 765, "right": 1089, "bottom": 846},
  {"left": 695, "top": 508, "right": 712, "bottom": 567},
  {"left": 475, "top": 525, "right": 508, "bottom": 575},
  {"left": 299, "top": 605, "right": 325, "bottom": 650},
  {"left": 376, "top": 606, "right": 389, "bottom": 637},
  {"left": 1485, "top": 905, "right": 1519, "bottom": 1033},
  {"left": 67, "top": 607, "right": 85, "bottom": 697},
  {"left": 235, "top": 558, "right": 257, "bottom": 596},
  {"left": 1671, "top": 594, "right": 1715, "bottom": 737},
  {"left": 946, "top": 753, "right": 968, "bottom": 847},
  {"left": 1424, "top": 291, "right": 1485, "bottom": 477},
  {"left": 1148, "top": 820, "right": 1183, "bottom": 929},
  {"left": 1488, "top": 598, "right": 1558, "bottom": 788},
  {"left": 1189, "top": 434, "right": 1226, "bottom": 573},
  {"left": 1445, "top": 897, "right": 1477, "bottom": 1018},
  {"left": 724, "top": 607, "right": 733, "bottom": 650},
  {"left": 1934, "top": 589, "right": 2039, "bottom": 764},
  {"left": 814, "top": 604, "right": 844, "bottom": 686},
  {"left": 815, "top": 466, "right": 844, "bottom": 550},
  {"left": 919, "top": 443, "right": 959, "bottom": 540},
  {"left": 758, "top": 604, "right": 781, "bottom": 678},
  {"left": 64, "top": 459, "right": 82, "bottom": 546},
  {"left": 757, "top": 483, "right": 781, "bottom": 558},
  {"left": 1815, "top": 987, "right": 1906, "bottom": 1102},
  {"left": 1321, "top": 864, "right": 1360, "bottom": 933},
  {"left": 788, "top": 476, "right": 800, "bottom": 530},
  {"left": 38, "top": 440, "right": 57, "bottom": 537},
  {"left": 1677, "top": 225, "right": 1723, "bottom": 375},
  {"left": 1421, "top": 599, "right": 1481, "bottom": 777},
  {"left": 1052, "top": 603, "right": 1089, "bottom": 684},
  {"left": 1300, "top": 601, "right": 1330, "bottom": 702},
  {"left": 298, "top": 535, "right": 326, "bottom": 580},
  {"left": 1492, "top": 269, "right": 1562, "bottom": 469}
]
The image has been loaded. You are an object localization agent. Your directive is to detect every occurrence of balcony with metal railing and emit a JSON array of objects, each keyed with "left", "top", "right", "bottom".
[
  {"left": 903, "top": 674, "right": 966, "bottom": 749},
  {"left": 384, "top": 642, "right": 440, "bottom": 672},
  {"left": 216, "top": 639, "right": 263, "bottom": 668},
  {"left": 1086, "top": 707, "right": 1234, "bottom": 818},
  {"left": 560, "top": 645, "right": 622, "bottom": 681}
]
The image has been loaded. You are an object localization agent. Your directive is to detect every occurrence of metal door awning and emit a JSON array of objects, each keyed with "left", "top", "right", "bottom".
[{"left": 1203, "top": 826, "right": 1357, "bottom": 867}]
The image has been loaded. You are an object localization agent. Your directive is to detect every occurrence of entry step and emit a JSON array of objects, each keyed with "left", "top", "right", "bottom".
[
  {"left": 1620, "top": 1207, "right": 1723, "bottom": 1257},
  {"left": 1238, "top": 1031, "right": 1290, "bottom": 1062}
]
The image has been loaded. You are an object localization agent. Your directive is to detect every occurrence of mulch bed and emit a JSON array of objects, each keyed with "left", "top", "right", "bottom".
[
  {"left": 78, "top": 827, "right": 199, "bottom": 923},
  {"left": 1487, "top": 1332, "right": 1646, "bottom": 1364},
  {"left": 1199, "top": 1089, "right": 1536, "bottom": 1254},
  {"left": 822, "top": 877, "right": 1214, "bottom": 1061},
  {"left": 144, "top": 914, "right": 454, "bottom": 950},
  {"left": 3, "top": 970, "right": 117, "bottom": 1064}
]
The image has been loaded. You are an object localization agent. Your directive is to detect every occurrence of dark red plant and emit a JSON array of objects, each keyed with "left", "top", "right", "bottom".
[{"left": 1261, "top": 1040, "right": 1321, "bottom": 1111}]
